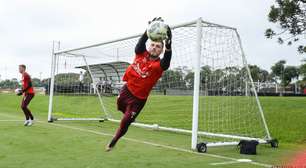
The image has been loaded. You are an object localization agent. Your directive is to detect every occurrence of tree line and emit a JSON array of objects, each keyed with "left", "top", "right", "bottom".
[
  {"left": 156, "top": 60, "right": 305, "bottom": 91},
  {"left": 1, "top": 60, "right": 305, "bottom": 92}
]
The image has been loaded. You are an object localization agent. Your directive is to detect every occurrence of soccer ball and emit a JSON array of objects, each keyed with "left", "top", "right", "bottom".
[
  {"left": 15, "top": 88, "right": 22, "bottom": 95},
  {"left": 147, "top": 21, "right": 168, "bottom": 42}
]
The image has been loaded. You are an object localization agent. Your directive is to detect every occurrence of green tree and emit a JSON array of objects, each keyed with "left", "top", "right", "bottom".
[
  {"left": 0, "top": 79, "right": 19, "bottom": 89},
  {"left": 248, "top": 65, "right": 273, "bottom": 82},
  {"left": 271, "top": 60, "right": 286, "bottom": 83},
  {"left": 55, "top": 73, "right": 79, "bottom": 85},
  {"left": 265, "top": 0, "right": 306, "bottom": 53},
  {"left": 83, "top": 71, "right": 92, "bottom": 83},
  {"left": 271, "top": 60, "right": 299, "bottom": 86},
  {"left": 200, "top": 65, "right": 212, "bottom": 84},
  {"left": 184, "top": 72, "right": 194, "bottom": 89},
  {"left": 184, "top": 66, "right": 212, "bottom": 89},
  {"left": 283, "top": 65, "right": 299, "bottom": 85},
  {"left": 159, "top": 69, "right": 186, "bottom": 89},
  {"left": 32, "top": 78, "right": 43, "bottom": 87},
  {"left": 299, "top": 60, "right": 306, "bottom": 80}
]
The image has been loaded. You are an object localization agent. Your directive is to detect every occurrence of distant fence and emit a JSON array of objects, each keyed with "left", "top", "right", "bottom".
[
  {"left": 0, "top": 87, "right": 46, "bottom": 95},
  {"left": 257, "top": 92, "right": 306, "bottom": 97},
  {"left": 152, "top": 89, "right": 306, "bottom": 97},
  {"left": 44, "top": 83, "right": 119, "bottom": 96}
]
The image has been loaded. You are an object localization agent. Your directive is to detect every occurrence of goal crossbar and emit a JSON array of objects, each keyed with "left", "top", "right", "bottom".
[{"left": 53, "top": 19, "right": 235, "bottom": 55}]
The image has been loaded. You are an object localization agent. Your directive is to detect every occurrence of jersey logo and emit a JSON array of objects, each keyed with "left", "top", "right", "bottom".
[{"left": 131, "top": 57, "right": 152, "bottom": 78}]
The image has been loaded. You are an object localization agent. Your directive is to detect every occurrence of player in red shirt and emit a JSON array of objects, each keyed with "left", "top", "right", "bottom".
[
  {"left": 18, "top": 64, "right": 35, "bottom": 126},
  {"left": 106, "top": 18, "right": 172, "bottom": 151}
]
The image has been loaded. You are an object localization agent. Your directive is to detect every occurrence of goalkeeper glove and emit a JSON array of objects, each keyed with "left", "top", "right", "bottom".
[
  {"left": 165, "top": 26, "right": 172, "bottom": 50},
  {"left": 148, "top": 17, "right": 164, "bottom": 24}
]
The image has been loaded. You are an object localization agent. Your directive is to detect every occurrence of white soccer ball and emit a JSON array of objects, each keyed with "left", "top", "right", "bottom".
[
  {"left": 147, "top": 21, "right": 168, "bottom": 42},
  {"left": 15, "top": 88, "right": 22, "bottom": 95}
]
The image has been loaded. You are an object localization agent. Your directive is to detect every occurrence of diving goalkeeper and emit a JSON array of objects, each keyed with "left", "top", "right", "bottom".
[{"left": 106, "top": 17, "right": 172, "bottom": 151}]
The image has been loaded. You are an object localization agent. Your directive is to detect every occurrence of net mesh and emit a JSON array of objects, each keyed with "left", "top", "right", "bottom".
[{"left": 50, "top": 21, "right": 268, "bottom": 143}]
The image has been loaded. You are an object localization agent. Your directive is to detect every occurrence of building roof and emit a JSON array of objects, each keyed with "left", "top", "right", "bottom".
[{"left": 76, "top": 61, "right": 130, "bottom": 82}]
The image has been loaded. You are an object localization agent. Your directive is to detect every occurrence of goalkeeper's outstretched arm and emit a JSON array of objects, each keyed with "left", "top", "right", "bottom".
[
  {"left": 160, "top": 26, "right": 172, "bottom": 70},
  {"left": 160, "top": 50, "right": 172, "bottom": 70},
  {"left": 135, "top": 31, "right": 148, "bottom": 54}
]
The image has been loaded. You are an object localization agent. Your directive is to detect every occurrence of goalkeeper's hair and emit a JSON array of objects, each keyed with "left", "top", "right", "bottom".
[
  {"left": 19, "top": 64, "right": 26, "bottom": 69},
  {"left": 151, "top": 40, "right": 164, "bottom": 48}
]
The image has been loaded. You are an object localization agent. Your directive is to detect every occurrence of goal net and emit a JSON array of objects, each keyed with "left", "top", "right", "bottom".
[{"left": 48, "top": 18, "right": 273, "bottom": 150}]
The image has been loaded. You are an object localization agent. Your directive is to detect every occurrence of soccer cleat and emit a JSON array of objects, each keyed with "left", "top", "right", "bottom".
[
  {"left": 24, "top": 120, "right": 29, "bottom": 126},
  {"left": 27, "top": 120, "right": 33, "bottom": 126},
  {"left": 105, "top": 144, "right": 113, "bottom": 152}
]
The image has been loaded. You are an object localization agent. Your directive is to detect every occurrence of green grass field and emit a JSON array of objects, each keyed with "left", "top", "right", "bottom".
[{"left": 0, "top": 93, "right": 305, "bottom": 168}]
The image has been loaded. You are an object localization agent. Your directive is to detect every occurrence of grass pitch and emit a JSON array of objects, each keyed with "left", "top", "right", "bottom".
[{"left": 0, "top": 93, "right": 305, "bottom": 168}]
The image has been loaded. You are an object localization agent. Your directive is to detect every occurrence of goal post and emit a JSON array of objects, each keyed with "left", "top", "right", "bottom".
[
  {"left": 47, "top": 41, "right": 57, "bottom": 122},
  {"left": 191, "top": 18, "right": 203, "bottom": 150},
  {"left": 235, "top": 30, "right": 272, "bottom": 141},
  {"left": 47, "top": 46, "right": 109, "bottom": 122},
  {"left": 47, "top": 17, "right": 276, "bottom": 151}
]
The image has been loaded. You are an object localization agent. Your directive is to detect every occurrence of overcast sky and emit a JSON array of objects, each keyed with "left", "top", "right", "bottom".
[{"left": 0, "top": 0, "right": 305, "bottom": 80}]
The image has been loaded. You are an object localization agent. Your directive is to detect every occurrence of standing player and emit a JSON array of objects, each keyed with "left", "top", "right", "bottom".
[
  {"left": 18, "top": 65, "right": 35, "bottom": 126},
  {"left": 106, "top": 17, "right": 172, "bottom": 151}
]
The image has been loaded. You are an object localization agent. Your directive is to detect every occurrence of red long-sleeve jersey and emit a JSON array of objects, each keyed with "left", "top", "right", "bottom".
[
  {"left": 123, "top": 51, "right": 163, "bottom": 100},
  {"left": 22, "top": 72, "right": 34, "bottom": 94}
]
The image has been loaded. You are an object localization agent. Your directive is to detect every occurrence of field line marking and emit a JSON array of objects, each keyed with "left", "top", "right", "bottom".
[
  {"left": 0, "top": 113, "right": 272, "bottom": 168},
  {"left": 0, "top": 120, "right": 24, "bottom": 122},
  {"left": 210, "top": 160, "right": 240, "bottom": 165},
  {"left": 210, "top": 159, "right": 253, "bottom": 166},
  {"left": 37, "top": 121, "right": 272, "bottom": 168}
]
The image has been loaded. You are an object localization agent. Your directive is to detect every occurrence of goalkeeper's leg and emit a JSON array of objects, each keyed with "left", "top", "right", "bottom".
[
  {"left": 106, "top": 85, "right": 146, "bottom": 151},
  {"left": 21, "top": 94, "right": 34, "bottom": 126},
  {"left": 107, "top": 108, "right": 139, "bottom": 150}
]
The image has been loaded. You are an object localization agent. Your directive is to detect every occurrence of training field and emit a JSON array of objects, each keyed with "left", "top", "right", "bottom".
[{"left": 0, "top": 93, "right": 305, "bottom": 168}]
